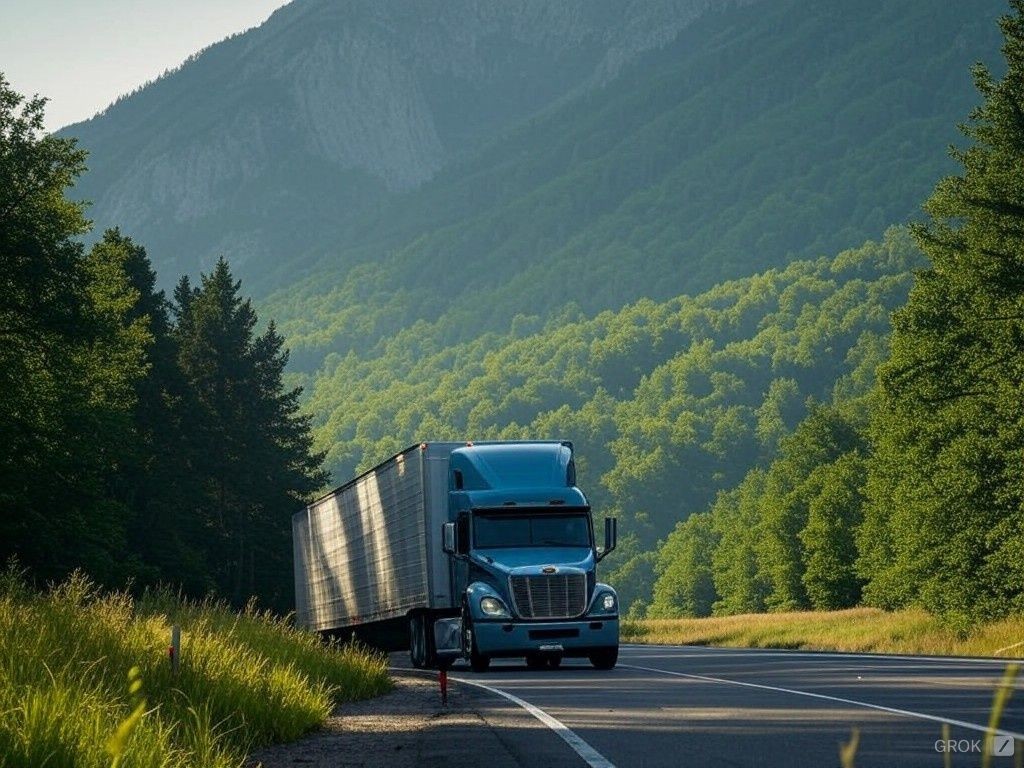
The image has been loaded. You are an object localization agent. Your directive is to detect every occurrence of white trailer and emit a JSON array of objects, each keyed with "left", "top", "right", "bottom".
[{"left": 292, "top": 442, "right": 461, "bottom": 633}]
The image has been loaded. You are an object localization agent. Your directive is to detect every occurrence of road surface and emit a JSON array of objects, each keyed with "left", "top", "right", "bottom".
[{"left": 395, "top": 644, "right": 1024, "bottom": 767}]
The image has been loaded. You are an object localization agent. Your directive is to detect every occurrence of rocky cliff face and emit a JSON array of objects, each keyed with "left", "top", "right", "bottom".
[{"left": 65, "top": 0, "right": 724, "bottom": 287}]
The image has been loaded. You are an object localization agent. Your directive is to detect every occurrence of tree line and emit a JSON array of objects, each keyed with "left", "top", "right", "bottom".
[
  {"left": 0, "top": 76, "right": 325, "bottom": 610},
  {"left": 650, "top": 1, "right": 1024, "bottom": 629}
]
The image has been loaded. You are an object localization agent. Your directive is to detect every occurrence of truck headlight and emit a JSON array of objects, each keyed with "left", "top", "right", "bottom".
[
  {"left": 480, "top": 596, "right": 509, "bottom": 617},
  {"left": 601, "top": 593, "right": 616, "bottom": 612}
]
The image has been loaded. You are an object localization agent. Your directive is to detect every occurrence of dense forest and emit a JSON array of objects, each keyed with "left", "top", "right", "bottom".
[
  {"left": 3, "top": 0, "right": 1023, "bottom": 630},
  {"left": 649, "top": 2, "right": 1024, "bottom": 629},
  {"left": 0, "top": 77, "right": 325, "bottom": 610}
]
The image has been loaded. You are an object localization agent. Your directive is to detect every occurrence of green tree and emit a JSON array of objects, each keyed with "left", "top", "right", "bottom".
[
  {"left": 174, "top": 259, "right": 327, "bottom": 607},
  {"left": 862, "top": 1, "right": 1024, "bottom": 624},
  {"left": 757, "top": 404, "right": 864, "bottom": 610},
  {"left": 648, "top": 513, "right": 719, "bottom": 618},
  {"left": 799, "top": 452, "right": 866, "bottom": 610},
  {"left": 711, "top": 470, "right": 770, "bottom": 615},
  {"left": 0, "top": 75, "right": 140, "bottom": 583}
]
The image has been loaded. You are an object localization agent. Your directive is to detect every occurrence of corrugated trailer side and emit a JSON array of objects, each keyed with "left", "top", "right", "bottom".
[{"left": 293, "top": 443, "right": 457, "bottom": 632}]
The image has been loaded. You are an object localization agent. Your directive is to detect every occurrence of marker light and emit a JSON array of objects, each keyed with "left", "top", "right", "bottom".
[{"left": 602, "top": 593, "right": 616, "bottom": 612}]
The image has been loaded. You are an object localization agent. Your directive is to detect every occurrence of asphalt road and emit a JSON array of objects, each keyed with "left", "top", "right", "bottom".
[{"left": 396, "top": 644, "right": 1024, "bottom": 768}]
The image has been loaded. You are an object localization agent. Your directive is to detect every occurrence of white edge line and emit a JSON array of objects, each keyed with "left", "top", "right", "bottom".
[
  {"left": 995, "top": 640, "right": 1024, "bottom": 655},
  {"left": 395, "top": 668, "right": 616, "bottom": 768},
  {"left": 620, "top": 663, "right": 1024, "bottom": 742},
  {"left": 621, "top": 644, "right": 1024, "bottom": 665}
]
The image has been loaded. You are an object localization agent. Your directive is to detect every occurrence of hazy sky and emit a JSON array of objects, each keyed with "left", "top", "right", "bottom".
[{"left": 1, "top": 0, "right": 292, "bottom": 132}]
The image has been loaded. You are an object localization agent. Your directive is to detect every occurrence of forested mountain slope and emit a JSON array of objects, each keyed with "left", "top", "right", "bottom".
[
  {"left": 68, "top": 0, "right": 1001, "bottom": 355},
  {"left": 303, "top": 229, "right": 919, "bottom": 610},
  {"left": 63, "top": 0, "right": 722, "bottom": 287},
  {"left": 267, "top": 0, "right": 1002, "bottom": 371}
]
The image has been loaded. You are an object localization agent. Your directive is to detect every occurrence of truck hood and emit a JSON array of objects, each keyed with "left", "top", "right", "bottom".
[{"left": 474, "top": 547, "right": 594, "bottom": 574}]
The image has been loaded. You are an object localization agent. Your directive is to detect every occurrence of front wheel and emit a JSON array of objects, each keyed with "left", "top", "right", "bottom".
[
  {"left": 588, "top": 646, "right": 618, "bottom": 670},
  {"left": 525, "top": 653, "right": 546, "bottom": 670},
  {"left": 462, "top": 605, "right": 491, "bottom": 673},
  {"left": 468, "top": 630, "right": 491, "bottom": 672}
]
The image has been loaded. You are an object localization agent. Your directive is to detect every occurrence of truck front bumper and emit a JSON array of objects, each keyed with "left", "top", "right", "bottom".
[{"left": 473, "top": 616, "right": 619, "bottom": 657}]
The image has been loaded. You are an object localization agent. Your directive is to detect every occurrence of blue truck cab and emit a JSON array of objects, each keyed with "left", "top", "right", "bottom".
[{"left": 437, "top": 441, "right": 619, "bottom": 671}]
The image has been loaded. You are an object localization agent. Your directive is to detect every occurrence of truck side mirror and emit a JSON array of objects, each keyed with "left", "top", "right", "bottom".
[
  {"left": 442, "top": 522, "right": 456, "bottom": 555},
  {"left": 597, "top": 517, "right": 617, "bottom": 561}
]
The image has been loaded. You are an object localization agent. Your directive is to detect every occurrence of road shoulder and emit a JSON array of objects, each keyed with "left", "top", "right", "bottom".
[{"left": 246, "top": 670, "right": 584, "bottom": 768}]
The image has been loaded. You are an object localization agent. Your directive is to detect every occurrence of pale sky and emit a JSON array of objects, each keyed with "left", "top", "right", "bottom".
[{"left": 1, "top": 0, "right": 292, "bottom": 132}]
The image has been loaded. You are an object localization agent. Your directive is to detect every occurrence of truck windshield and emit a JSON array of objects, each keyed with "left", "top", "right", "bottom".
[{"left": 473, "top": 510, "right": 591, "bottom": 548}]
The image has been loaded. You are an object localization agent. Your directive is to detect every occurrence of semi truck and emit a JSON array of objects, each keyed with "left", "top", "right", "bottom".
[{"left": 292, "top": 440, "right": 619, "bottom": 671}]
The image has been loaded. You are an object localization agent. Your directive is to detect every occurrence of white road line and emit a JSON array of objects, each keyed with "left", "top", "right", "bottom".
[
  {"left": 621, "top": 644, "right": 1024, "bottom": 665},
  {"left": 620, "top": 663, "right": 1024, "bottom": 742},
  {"left": 450, "top": 674, "right": 617, "bottom": 768},
  {"left": 995, "top": 640, "right": 1024, "bottom": 655},
  {"left": 395, "top": 668, "right": 616, "bottom": 768}
]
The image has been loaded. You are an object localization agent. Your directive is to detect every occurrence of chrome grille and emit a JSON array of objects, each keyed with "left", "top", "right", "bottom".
[{"left": 510, "top": 573, "right": 587, "bottom": 619}]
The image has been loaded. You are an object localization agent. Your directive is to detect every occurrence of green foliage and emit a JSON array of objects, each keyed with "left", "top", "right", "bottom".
[
  {"left": 0, "top": 77, "right": 326, "bottom": 610},
  {"left": 757, "top": 404, "right": 867, "bottom": 611},
  {"left": 860, "top": 0, "right": 1024, "bottom": 625},
  {"left": 648, "top": 513, "right": 718, "bottom": 618},
  {"left": 710, "top": 470, "right": 770, "bottom": 616},
  {"left": 0, "top": 569, "right": 390, "bottom": 768},
  {"left": 799, "top": 452, "right": 868, "bottom": 610},
  {"left": 297, "top": 229, "right": 916, "bottom": 613},
  {"left": 173, "top": 261, "right": 328, "bottom": 606},
  {"left": 0, "top": 76, "right": 138, "bottom": 585}
]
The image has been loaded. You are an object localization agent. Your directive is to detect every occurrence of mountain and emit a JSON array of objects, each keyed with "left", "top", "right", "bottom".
[
  {"left": 264, "top": 0, "right": 1002, "bottom": 369},
  {"left": 66, "top": 0, "right": 1003, "bottom": 359},
  {"left": 64, "top": 0, "right": 726, "bottom": 287}
]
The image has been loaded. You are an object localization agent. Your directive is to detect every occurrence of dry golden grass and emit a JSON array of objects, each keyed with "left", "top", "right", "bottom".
[{"left": 622, "top": 607, "right": 1024, "bottom": 658}]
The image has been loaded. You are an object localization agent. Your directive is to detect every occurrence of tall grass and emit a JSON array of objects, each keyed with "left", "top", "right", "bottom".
[
  {"left": 622, "top": 607, "right": 1024, "bottom": 658},
  {"left": 0, "top": 566, "right": 391, "bottom": 768}
]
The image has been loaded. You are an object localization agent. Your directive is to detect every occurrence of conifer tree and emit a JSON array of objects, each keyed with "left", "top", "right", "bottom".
[{"left": 174, "top": 259, "right": 326, "bottom": 607}]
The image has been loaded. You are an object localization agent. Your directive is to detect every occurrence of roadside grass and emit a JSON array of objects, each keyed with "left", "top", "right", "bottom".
[
  {"left": 0, "top": 566, "right": 391, "bottom": 768},
  {"left": 622, "top": 607, "right": 1024, "bottom": 658}
]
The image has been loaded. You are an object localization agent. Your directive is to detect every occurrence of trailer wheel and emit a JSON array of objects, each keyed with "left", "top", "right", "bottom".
[
  {"left": 409, "top": 614, "right": 427, "bottom": 669},
  {"left": 547, "top": 654, "right": 563, "bottom": 670}
]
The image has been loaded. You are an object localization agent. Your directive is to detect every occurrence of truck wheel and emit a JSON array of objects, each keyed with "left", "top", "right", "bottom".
[
  {"left": 469, "top": 628, "right": 491, "bottom": 672},
  {"left": 588, "top": 647, "right": 618, "bottom": 670},
  {"left": 525, "top": 653, "right": 546, "bottom": 670},
  {"left": 409, "top": 614, "right": 427, "bottom": 669},
  {"left": 547, "top": 654, "right": 563, "bottom": 670}
]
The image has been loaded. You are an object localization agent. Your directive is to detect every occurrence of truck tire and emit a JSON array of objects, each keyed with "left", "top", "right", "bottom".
[
  {"left": 462, "top": 605, "right": 491, "bottom": 673},
  {"left": 525, "top": 653, "right": 546, "bottom": 670},
  {"left": 468, "top": 625, "right": 491, "bottom": 672},
  {"left": 409, "top": 614, "right": 425, "bottom": 668},
  {"left": 547, "top": 654, "right": 563, "bottom": 670},
  {"left": 588, "top": 646, "right": 618, "bottom": 670}
]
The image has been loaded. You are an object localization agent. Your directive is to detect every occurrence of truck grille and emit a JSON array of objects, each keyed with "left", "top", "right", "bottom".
[{"left": 510, "top": 573, "right": 587, "bottom": 619}]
